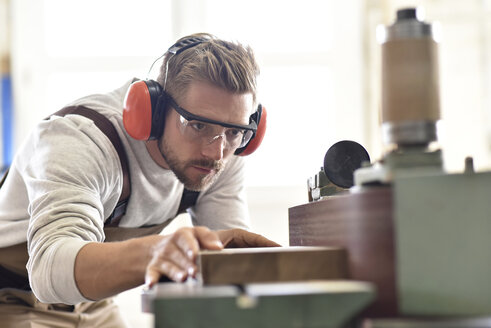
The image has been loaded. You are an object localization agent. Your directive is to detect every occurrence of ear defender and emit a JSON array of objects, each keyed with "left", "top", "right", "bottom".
[
  {"left": 123, "top": 80, "right": 168, "bottom": 140},
  {"left": 123, "top": 37, "right": 208, "bottom": 141},
  {"left": 235, "top": 105, "right": 267, "bottom": 156}
]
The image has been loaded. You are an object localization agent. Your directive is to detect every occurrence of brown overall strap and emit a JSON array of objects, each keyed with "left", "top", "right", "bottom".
[
  {"left": 0, "top": 242, "right": 29, "bottom": 289},
  {"left": 1, "top": 106, "right": 199, "bottom": 228},
  {"left": 50, "top": 106, "right": 131, "bottom": 227}
]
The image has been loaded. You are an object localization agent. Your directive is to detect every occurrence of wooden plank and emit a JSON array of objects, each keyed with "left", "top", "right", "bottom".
[{"left": 197, "top": 246, "right": 348, "bottom": 285}]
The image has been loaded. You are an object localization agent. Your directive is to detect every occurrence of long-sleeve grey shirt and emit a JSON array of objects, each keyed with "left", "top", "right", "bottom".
[{"left": 0, "top": 79, "right": 250, "bottom": 304}]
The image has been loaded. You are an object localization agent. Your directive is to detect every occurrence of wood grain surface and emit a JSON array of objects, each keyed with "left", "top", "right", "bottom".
[{"left": 198, "top": 246, "right": 348, "bottom": 285}]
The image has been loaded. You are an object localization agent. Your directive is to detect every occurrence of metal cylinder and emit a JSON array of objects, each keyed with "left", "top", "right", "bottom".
[{"left": 378, "top": 8, "right": 440, "bottom": 147}]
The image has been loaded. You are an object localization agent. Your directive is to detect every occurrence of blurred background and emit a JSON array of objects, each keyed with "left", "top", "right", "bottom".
[{"left": 1, "top": 0, "right": 490, "bottom": 326}]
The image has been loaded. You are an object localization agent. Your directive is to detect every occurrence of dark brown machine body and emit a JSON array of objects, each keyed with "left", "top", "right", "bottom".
[{"left": 289, "top": 186, "right": 397, "bottom": 317}]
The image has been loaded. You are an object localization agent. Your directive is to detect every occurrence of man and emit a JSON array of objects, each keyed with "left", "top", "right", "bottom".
[{"left": 0, "top": 33, "right": 278, "bottom": 327}]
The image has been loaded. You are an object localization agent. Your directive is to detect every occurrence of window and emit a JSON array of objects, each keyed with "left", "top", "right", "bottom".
[{"left": 11, "top": 0, "right": 491, "bottom": 185}]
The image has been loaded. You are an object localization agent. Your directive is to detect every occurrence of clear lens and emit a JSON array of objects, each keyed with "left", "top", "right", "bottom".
[
  {"left": 239, "top": 130, "right": 254, "bottom": 148},
  {"left": 178, "top": 114, "right": 251, "bottom": 150}
]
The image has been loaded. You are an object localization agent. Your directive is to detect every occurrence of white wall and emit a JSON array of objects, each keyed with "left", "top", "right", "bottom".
[{"left": 9, "top": 0, "right": 366, "bottom": 187}]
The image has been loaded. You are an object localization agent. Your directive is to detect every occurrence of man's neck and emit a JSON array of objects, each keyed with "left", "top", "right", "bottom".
[{"left": 145, "top": 140, "right": 169, "bottom": 169}]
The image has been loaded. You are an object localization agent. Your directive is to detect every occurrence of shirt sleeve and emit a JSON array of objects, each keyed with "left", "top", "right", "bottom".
[
  {"left": 22, "top": 115, "right": 122, "bottom": 304},
  {"left": 189, "top": 156, "right": 251, "bottom": 231}
]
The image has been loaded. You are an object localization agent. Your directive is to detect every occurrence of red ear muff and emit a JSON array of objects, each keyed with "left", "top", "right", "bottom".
[
  {"left": 123, "top": 80, "right": 166, "bottom": 140},
  {"left": 235, "top": 105, "right": 267, "bottom": 156},
  {"left": 123, "top": 37, "right": 210, "bottom": 141}
]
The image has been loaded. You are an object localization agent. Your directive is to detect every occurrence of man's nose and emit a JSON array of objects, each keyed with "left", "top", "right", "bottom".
[{"left": 201, "top": 134, "right": 225, "bottom": 160}]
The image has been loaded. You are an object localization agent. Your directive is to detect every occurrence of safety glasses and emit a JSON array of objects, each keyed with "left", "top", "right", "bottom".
[{"left": 168, "top": 97, "right": 257, "bottom": 150}]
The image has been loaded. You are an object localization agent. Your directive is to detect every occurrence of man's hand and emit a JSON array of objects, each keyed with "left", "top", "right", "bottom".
[
  {"left": 145, "top": 227, "right": 223, "bottom": 288},
  {"left": 216, "top": 228, "right": 281, "bottom": 248},
  {"left": 144, "top": 227, "right": 280, "bottom": 288}
]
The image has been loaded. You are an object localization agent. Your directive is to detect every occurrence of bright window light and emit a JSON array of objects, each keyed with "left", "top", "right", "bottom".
[
  {"left": 204, "top": 0, "right": 334, "bottom": 53},
  {"left": 245, "top": 66, "right": 338, "bottom": 186},
  {"left": 43, "top": 0, "right": 171, "bottom": 57}
]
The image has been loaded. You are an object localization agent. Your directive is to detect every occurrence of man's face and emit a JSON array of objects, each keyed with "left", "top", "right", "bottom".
[{"left": 159, "top": 81, "right": 254, "bottom": 191}]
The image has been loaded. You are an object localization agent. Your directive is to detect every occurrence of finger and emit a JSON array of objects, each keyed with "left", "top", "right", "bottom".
[
  {"left": 243, "top": 232, "right": 281, "bottom": 247},
  {"left": 169, "top": 227, "right": 219, "bottom": 278},
  {"left": 219, "top": 229, "right": 281, "bottom": 248},
  {"left": 145, "top": 228, "right": 212, "bottom": 287},
  {"left": 147, "top": 234, "right": 196, "bottom": 283},
  {"left": 193, "top": 226, "right": 224, "bottom": 250},
  {"left": 174, "top": 227, "right": 223, "bottom": 260},
  {"left": 173, "top": 227, "right": 202, "bottom": 262},
  {"left": 145, "top": 259, "right": 187, "bottom": 288},
  {"left": 144, "top": 268, "right": 159, "bottom": 289},
  {"left": 157, "top": 238, "right": 197, "bottom": 276}
]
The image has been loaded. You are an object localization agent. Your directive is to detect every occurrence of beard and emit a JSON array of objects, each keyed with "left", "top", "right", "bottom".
[{"left": 159, "top": 138, "right": 225, "bottom": 191}]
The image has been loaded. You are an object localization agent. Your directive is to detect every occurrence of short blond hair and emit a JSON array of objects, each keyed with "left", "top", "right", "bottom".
[{"left": 157, "top": 33, "right": 259, "bottom": 105}]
